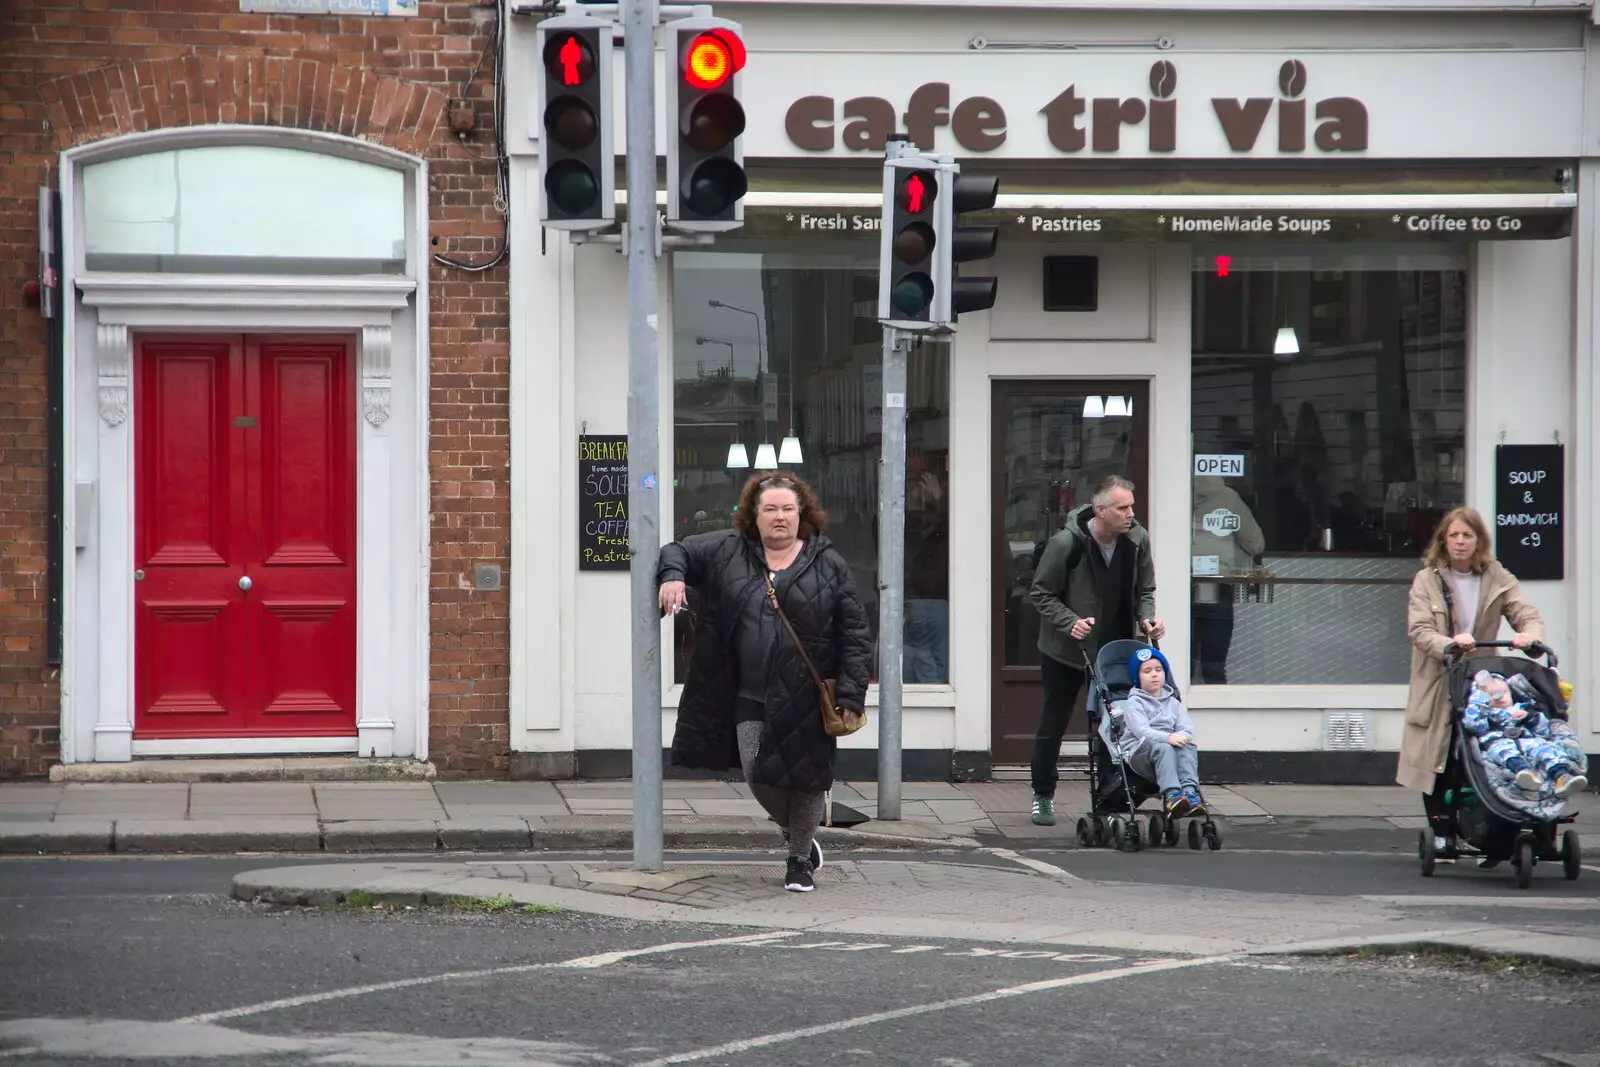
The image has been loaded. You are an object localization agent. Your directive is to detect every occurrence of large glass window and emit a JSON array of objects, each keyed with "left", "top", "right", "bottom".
[
  {"left": 82, "top": 144, "right": 407, "bottom": 274},
  {"left": 1190, "top": 247, "right": 1467, "bottom": 685},
  {"left": 671, "top": 248, "right": 950, "bottom": 685}
]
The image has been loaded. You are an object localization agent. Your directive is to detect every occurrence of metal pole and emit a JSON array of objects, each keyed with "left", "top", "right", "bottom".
[
  {"left": 624, "top": 0, "right": 663, "bottom": 872},
  {"left": 876, "top": 324, "right": 908, "bottom": 821}
]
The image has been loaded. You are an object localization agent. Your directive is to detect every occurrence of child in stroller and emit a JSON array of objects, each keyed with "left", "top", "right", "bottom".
[
  {"left": 1462, "top": 670, "right": 1588, "bottom": 797},
  {"left": 1077, "top": 638, "right": 1222, "bottom": 852},
  {"left": 1118, "top": 647, "right": 1207, "bottom": 818}
]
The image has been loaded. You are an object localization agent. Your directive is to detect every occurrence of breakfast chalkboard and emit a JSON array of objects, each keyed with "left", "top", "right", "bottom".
[
  {"left": 579, "top": 435, "right": 631, "bottom": 571},
  {"left": 1494, "top": 444, "right": 1563, "bottom": 581}
]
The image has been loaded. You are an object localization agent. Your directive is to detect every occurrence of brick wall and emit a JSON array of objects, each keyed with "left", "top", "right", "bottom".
[{"left": 0, "top": 0, "right": 511, "bottom": 777}]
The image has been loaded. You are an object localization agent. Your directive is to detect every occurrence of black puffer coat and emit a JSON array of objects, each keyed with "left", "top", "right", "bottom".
[{"left": 659, "top": 529, "right": 872, "bottom": 792}]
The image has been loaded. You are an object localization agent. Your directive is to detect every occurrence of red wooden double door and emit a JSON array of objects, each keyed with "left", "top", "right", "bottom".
[{"left": 135, "top": 335, "right": 357, "bottom": 739}]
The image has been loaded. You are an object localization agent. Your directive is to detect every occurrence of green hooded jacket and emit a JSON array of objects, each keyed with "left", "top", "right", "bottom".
[{"left": 1027, "top": 502, "right": 1157, "bottom": 668}]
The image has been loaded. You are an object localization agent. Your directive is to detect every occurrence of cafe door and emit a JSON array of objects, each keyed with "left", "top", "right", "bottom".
[{"left": 991, "top": 381, "right": 1149, "bottom": 765}]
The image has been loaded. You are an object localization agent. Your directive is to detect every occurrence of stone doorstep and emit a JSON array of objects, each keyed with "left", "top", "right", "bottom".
[{"left": 49, "top": 758, "right": 437, "bottom": 784}]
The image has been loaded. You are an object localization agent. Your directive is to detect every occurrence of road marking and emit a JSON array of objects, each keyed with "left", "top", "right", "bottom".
[
  {"left": 984, "top": 847, "right": 1082, "bottom": 881},
  {"left": 173, "top": 931, "right": 799, "bottom": 1024},
  {"left": 1360, "top": 895, "right": 1599, "bottom": 910},
  {"left": 738, "top": 938, "right": 1121, "bottom": 965},
  {"left": 629, "top": 952, "right": 1243, "bottom": 1066}
]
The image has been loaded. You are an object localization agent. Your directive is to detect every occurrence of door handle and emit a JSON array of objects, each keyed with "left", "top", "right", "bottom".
[{"left": 239, "top": 575, "right": 253, "bottom": 592}]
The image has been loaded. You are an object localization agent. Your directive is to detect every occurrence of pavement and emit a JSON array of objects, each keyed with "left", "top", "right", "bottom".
[{"left": 3, "top": 776, "right": 1554, "bottom": 854}]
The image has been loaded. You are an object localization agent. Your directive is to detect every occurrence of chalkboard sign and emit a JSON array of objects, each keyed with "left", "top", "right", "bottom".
[
  {"left": 1494, "top": 444, "right": 1563, "bottom": 581},
  {"left": 579, "top": 435, "right": 631, "bottom": 571}
]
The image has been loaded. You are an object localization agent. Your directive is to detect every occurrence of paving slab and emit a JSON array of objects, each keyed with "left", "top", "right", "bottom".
[
  {"left": 114, "top": 818, "right": 321, "bottom": 853},
  {"left": 322, "top": 820, "right": 440, "bottom": 852},
  {"left": 681, "top": 799, "right": 768, "bottom": 817},
  {"left": 436, "top": 803, "right": 573, "bottom": 819},
  {"left": 0, "top": 820, "right": 113, "bottom": 854}
]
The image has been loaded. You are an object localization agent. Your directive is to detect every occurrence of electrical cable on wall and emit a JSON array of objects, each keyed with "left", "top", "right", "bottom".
[{"left": 433, "top": 0, "right": 512, "bottom": 272}]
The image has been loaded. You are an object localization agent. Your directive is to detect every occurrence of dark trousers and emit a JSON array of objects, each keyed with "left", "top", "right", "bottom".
[
  {"left": 1192, "top": 598, "right": 1234, "bottom": 685},
  {"left": 1031, "top": 655, "right": 1086, "bottom": 798}
]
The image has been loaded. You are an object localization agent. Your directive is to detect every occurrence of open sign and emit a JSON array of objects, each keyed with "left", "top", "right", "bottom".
[{"left": 1193, "top": 454, "right": 1245, "bottom": 477}]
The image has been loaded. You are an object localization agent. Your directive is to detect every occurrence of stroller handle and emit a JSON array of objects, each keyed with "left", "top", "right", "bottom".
[{"left": 1443, "top": 640, "right": 1557, "bottom": 669}]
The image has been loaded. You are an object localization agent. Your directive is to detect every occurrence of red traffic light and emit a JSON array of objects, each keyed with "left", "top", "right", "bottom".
[
  {"left": 897, "top": 171, "right": 936, "bottom": 214},
  {"left": 544, "top": 32, "right": 596, "bottom": 87},
  {"left": 685, "top": 30, "right": 745, "bottom": 89}
]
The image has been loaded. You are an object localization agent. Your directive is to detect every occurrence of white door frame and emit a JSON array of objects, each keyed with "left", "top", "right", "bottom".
[{"left": 58, "top": 127, "right": 431, "bottom": 762}]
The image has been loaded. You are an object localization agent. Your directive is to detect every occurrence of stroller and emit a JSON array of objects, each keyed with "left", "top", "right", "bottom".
[
  {"left": 1420, "top": 640, "right": 1582, "bottom": 888},
  {"left": 1075, "top": 637, "right": 1223, "bottom": 853}
]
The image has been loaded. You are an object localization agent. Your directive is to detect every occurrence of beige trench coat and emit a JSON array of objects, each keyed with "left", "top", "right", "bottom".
[{"left": 1396, "top": 561, "right": 1545, "bottom": 795}]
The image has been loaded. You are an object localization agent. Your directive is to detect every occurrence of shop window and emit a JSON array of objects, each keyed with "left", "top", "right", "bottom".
[
  {"left": 82, "top": 143, "right": 407, "bottom": 274},
  {"left": 670, "top": 249, "right": 951, "bottom": 685},
  {"left": 1190, "top": 248, "right": 1467, "bottom": 686}
]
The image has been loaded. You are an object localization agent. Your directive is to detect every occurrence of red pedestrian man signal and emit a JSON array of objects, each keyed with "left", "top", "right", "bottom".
[
  {"left": 559, "top": 35, "right": 583, "bottom": 86},
  {"left": 905, "top": 174, "right": 927, "bottom": 214}
]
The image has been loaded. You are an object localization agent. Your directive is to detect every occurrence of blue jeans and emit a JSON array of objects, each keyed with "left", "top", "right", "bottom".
[
  {"left": 1134, "top": 741, "right": 1200, "bottom": 793},
  {"left": 904, "top": 599, "right": 949, "bottom": 684}
]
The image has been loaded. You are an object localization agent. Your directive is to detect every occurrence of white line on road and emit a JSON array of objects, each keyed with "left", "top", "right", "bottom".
[
  {"left": 628, "top": 952, "right": 1243, "bottom": 1066},
  {"left": 173, "top": 931, "right": 799, "bottom": 1025},
  {"left": 983, "top": 847, "right": 1082, "bottom": 880},
  {"left": 1360, "top": 895, "right": 1599, "bottom": 910}
]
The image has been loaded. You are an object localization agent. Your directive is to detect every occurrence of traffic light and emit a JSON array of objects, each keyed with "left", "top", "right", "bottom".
[
  {"left": 933, "top": 168, "right": 1000, "bottom": 325},
  {"left": 877, "top": 156, "right": 940, "bottom": 328},
  {"left": 666, "top": 17, "right": 748, "bottom": 232},
  {"left": 537, "top": 14, "right": 614, "bottom": 231}
]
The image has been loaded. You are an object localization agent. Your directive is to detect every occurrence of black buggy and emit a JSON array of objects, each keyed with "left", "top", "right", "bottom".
[
  {"left": 1073, "top": 637, "right": 1222, "bottom": 853},
  {"left": 1420, "top": 640, "right": 1581, "bottom": 889}
]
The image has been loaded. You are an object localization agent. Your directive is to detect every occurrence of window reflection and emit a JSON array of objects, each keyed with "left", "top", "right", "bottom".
[
  {"left": 671, "top": 249, "right": 950, "bottom": 684},
  {"left": 1190, "top": 247, "right": 1467, "bottom": 685}
]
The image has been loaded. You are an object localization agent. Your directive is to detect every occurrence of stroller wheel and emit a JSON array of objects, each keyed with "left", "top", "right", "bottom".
[
  {"left": 1418, "top": 829, "right": 1437, "bottom": 877},
  {"left": 1108, "top": 817, "right": 1126, "bottom": 851},
  {"left": 1562, "top": 830, "right": 1581, "bottom": 882},
  {"left": 1091, "top": 815, "right": 1108, "bottom": 847},
  {"left": 1514, "top": 837, "right": 1535, "bottom": 889},
  {"left": 1204, "top": 821, "right": 1222, "bottom": 851},
  {"left": 1164, "top": 820, "right": 1180, "bottom": 847},
  {"left": 1127, "top": 818, "right": 1145, "bottom": 852},
  {"left": 1187, "top": 820, "right": 1202, "bottom": 850},
  {"left": 1147, "top": 812, "right": 1166, "bottom": 847},
  {"left": 1076, "top": 817, "right": 1093, "bottom": 847}
]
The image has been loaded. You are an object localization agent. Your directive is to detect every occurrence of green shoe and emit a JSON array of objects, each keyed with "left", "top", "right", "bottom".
[{"left": 1031, "top": 794, "right": 1056, "bottom": 826}]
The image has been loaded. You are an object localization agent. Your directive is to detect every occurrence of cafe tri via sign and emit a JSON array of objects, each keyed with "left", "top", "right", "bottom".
[{"left": 784, "top": 59, "right": 1368, "bottom": 155}]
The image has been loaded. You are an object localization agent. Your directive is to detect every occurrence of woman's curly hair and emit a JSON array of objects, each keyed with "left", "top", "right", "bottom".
[
  {"left": 1422, "top": 506, "right": 1495, "bottom": 573},
  {"left": 732, "top": 471, "right": 828, "bottom": 541}
]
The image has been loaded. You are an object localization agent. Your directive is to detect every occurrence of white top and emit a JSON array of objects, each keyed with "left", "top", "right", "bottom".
[{"left": 1443, "top": 568, "right": 1482, "bottom": 634}]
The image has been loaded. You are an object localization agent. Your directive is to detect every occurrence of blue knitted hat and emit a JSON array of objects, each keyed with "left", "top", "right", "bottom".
[{"left": 1129, "top": 646, "right": 1172, "bottom": 687}]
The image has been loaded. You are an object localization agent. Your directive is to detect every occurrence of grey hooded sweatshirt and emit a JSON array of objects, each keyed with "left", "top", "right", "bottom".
[{"left": 1117, "top": 684, "right": 1196, "bottom": 759}]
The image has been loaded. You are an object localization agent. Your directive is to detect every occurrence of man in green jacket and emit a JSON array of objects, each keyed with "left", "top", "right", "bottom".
[{"left": 1025, "top": 475, "right": 1162, "bottom": 826}]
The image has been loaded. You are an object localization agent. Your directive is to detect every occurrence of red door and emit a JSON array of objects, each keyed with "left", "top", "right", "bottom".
[{"left": 135, "top": 335, "right": 357, "bottom": 739}]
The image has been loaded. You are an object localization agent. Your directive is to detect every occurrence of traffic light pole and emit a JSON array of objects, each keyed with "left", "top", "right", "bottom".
[
  {"left": 876, "top": 322, "right": 909, "bottom": 822},
  {"left": 624, "top": 0, "right": 664, "bottom": 872}
]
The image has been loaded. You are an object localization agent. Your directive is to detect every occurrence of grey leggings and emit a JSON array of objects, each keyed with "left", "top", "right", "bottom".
[{"left": 737, "top": 721, "right": 826, "bottom": 862}]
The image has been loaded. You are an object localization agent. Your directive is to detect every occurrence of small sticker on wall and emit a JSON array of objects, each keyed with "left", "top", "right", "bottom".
[
  {"left": 886, "top": 393, "right": 906, "bottom": 408},
  {"left": 1191, "top": 555, "right": 1220, "bottom": 576}
]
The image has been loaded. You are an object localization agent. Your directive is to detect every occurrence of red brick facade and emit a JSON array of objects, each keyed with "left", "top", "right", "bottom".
[{"left": 0, "top": 0, "right": 511, "bottom": 777}]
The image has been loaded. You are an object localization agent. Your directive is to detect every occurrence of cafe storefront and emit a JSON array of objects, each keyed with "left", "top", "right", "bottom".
[{"left": 503, "top": 0, "right": 1596, "bottom": 782}]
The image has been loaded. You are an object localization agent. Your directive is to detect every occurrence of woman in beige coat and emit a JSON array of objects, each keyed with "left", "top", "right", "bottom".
[{"left": 1399, "top": 507, "right": 1544, "bottom": 858}]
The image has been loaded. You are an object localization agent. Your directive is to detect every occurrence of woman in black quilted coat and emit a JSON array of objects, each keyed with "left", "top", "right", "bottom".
[{"left": 658, "top": 471, "right": 872, "bottom": 893}]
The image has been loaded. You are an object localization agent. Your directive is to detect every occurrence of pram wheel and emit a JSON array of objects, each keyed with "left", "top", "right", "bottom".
[
  {"left": 1514, "top": 837, "right": 1534, "bottom": 889},
  {"left": 1203, "top": 821, "right": 1222, "bottom": 851},
  {"left": 1187, "top": 821, "right": 1202, "bottom": 850},
  {"left": 1164, "top": 820, "right": 1180, "bottom": 847},
  {"left": 1126, "top": 818, "right": 1145, "bottom": 852},
  {"left": 1418, "top": 829, "right": 1437, "bottom": 877},
  {"left": 1562, "top": 830, "right": 1581, "bottom": 881},
  {"left": 1147, "top": 812, "right": 1166, "bottom": 847},
  {"left": 1076, "top": 817, "right": 1093, "bottom": 847},
  {"left": 1108, "top": 816, "right": 1126, "bottom": 850},
  {"left": 1091, "top": 815, "right": 1108, "bottom": 847}
]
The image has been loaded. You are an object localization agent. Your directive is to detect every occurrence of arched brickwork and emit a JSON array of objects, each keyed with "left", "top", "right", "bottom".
[{"left": 38, "top": 56, "right": 449, "bottom": 155}]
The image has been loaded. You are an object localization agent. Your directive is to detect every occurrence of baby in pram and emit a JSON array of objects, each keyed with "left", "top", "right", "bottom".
[
  {"left": 1463, "top": 670, "right": 1588, "bottom": 798},
  {"left": 1117, "top": 647, "right": 1206, "bottom": 818}
]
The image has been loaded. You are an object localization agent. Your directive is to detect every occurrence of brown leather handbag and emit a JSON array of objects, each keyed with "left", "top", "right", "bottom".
[{"left": 766, "top": 573, "right": 867, "bottom": 737}]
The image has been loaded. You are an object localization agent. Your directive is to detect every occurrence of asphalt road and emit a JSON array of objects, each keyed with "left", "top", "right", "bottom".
[{"left": 1, "top": 852, "right": 1598, "bottom": 1066}]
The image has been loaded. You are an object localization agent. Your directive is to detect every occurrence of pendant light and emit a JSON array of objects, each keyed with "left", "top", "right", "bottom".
[
  {"left": 753, "top": 442, "right": 778, "bottom": 470},
  {"left": 1104, "top": 395, "right": 1128, "bottom": 417},
  {"left": 726, "top": 443, "right": 750, "bottom": 469},
  {"left": 1082, "top": 395, "right": 1105, "bottom": 419},
  {"left": 1274, "top": 326, "right": 1300, "bottom": 355},
  {"left": 778, "top": 435, "right": 803, "bottom": 464}
]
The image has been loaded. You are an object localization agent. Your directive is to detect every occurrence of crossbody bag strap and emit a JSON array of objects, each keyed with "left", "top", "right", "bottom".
[
  {"left": 766, "top": 573, "right": 829, "bottom": 694},
  {"left": 1436, "top": 570, "right": 1456, "bottom": 633}
]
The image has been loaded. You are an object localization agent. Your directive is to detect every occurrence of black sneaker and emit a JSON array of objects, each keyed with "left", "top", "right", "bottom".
[{"left": 784, "top": 857, "right": 815, "bottom": 893}]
